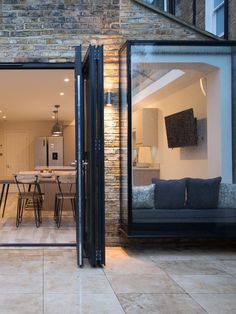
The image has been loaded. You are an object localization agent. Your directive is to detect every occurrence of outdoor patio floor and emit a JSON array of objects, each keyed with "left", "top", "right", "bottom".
[{"left": 0, "top": 246, "right": 235, "bottom": 313}]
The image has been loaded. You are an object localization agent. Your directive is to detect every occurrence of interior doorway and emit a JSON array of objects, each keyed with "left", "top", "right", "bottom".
[
  {"left": 0, "top": 44, "right": 105, "bottom": 267},
  {"left": 0, "top": 66, "right": 76, "bottom": 245}
]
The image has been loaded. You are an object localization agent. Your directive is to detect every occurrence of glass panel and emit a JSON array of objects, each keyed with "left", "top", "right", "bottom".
[
  {"left": 216, "top": 6, "right": 224, "bottom": 36},
  {"left": 232, "top": 47, "right": 236, "bottom": 182},
  {"left": 120, "top": 46, "right": 129, "bottom": 232},
  {"left": 130, "top": 44, "right": 234, "bottom": 230},
  {"left": 143, "top": 0, "right": 165, "bottom": 10},
  {"left": 214, "top": 0, "right": 224, "bottom": 8}
]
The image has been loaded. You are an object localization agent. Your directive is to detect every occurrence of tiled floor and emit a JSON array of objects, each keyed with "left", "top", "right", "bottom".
[
  {"left": 0, "top": 193, "right": 76, "bottom": 244},
  {"left": 0, "top": 247, "right": 235, "bottom": 313}
]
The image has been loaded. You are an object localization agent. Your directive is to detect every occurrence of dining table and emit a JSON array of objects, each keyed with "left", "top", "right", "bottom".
[{"left": 0, "top": 170, "right": 76, "bottom": 217}]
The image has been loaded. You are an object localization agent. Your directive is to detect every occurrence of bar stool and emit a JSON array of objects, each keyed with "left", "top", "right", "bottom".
[
  {"left": 14, "top": 174, "right": 43, "bottom": 228},
  {"left": 54, "top": 174, "right": 76, "bottom": 228}
]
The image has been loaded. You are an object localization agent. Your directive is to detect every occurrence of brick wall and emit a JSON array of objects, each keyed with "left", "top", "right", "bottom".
[
  {"left": 175, "top": 0, "right": 194, "bottom": 25},
  {"left": 228, "top": 0, "right": 236, "bottom": 39},
  {"left": 196, "top": 0, "right": 205, "bottom": 30},
  {"left": 174, "top": 0, "right": 235, "bottom": 40},
  {"left": 0, "top": 0, "right": 209, "bottom": 245}
]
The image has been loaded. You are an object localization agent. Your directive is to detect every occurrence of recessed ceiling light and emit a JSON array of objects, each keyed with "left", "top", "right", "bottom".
[
  {"left": 2, "top": 116, "right": 6, "bottom": 119},
  {"left": 60, "top": 92, "right": 64, "bottom": 96},
  {"left": 64, "top": 78, "right": 70, "bottom": 82},
  {"left": 0, "top": 110, "right": 2, "bottom": 113}
]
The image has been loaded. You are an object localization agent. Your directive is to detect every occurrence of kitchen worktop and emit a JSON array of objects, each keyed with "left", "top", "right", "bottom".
[{"left": 35, "top": 166, "right": 76, "bottom": 171}]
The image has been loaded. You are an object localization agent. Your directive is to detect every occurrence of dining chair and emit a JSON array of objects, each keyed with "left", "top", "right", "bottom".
[
  {"left": 14, "top": 174, "right": 43, "bottom": 227},
  {"left": 54, "top": 174, "right": 76, "bottom": 228}
]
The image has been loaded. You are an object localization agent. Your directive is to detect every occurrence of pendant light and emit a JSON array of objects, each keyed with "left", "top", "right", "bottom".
[{"left": 51, "top": 105, "right": 63, "bottom": 136}]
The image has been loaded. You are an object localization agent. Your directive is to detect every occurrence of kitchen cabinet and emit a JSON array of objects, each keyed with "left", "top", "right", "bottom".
[
  {"left": 133, "top": 167, "right": 160, "bottom": 186},
  {"left": 133, "top": 108, "right": 158, "bottom": 146}
]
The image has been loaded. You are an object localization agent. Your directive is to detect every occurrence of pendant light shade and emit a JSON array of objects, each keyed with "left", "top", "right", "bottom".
[{"left": 52, "top": 105, "right": 63, "bottom": 136}]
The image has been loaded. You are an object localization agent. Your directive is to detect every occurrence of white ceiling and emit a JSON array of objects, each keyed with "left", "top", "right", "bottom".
[
  {"left": 0, "top": 69, "right": 74, "bottom": 121},
  {"left": 132, "top": 63, "right": 217, "bottom": 111}
]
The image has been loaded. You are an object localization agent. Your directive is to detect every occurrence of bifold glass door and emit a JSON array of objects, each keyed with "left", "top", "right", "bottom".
[{"left": 75, "top": 45, "right": 105, "bottom": 267}]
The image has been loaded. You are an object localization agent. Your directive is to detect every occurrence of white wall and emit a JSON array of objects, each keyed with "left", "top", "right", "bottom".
[
  {"left": 155, "top": 81, "right": 208, "bottom": 179},
  {"left": 0, "top": 121, "right": 53, "bottom": 175}
]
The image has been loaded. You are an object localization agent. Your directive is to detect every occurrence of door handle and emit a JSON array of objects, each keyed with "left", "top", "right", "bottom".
[
  {"left": 70, "top": 160, "right": 77, "bottom": 167},
  {"left": 82, "top": 160, "right": 88, "bottom": 170},
  {"left": 6, "top": 164, "right": 9, "bottom": 168}
]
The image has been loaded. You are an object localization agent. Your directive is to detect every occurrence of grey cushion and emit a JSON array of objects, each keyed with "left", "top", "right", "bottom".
[
  {"left": 218, "top": 183, "right": 236, "bottom": 209},
  {"left": 186, "top": 177, "right": 221, "bottom": 209},
  {"left": 152, "top": 179, "right": 186, "bottom": 209},
  {"left": 132, "top": 184, "right": 155, "bottom": 209},
  {"left": 132, "top": 208, "right": 236, "bottom": 223}
]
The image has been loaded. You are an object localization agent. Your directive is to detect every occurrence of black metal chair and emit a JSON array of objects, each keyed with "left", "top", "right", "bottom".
[
  {"left": 14, "top": 174, "right": 43, "bottom": 228},
  {"left": 54, "top": 174, "right": 76, "bottom": 228}
]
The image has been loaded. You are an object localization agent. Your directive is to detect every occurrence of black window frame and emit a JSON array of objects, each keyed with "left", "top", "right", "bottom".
[{"left": 119, "top": 39, "right": 236, "bottom": 239}]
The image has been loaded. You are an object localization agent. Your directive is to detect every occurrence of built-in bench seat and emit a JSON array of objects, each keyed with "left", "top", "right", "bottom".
[
  {"left": 132, "top": 178, "right": 236, "bottom": 237},
  {"left": 132, "top": 208, "right": 236, "bottom": 224}
]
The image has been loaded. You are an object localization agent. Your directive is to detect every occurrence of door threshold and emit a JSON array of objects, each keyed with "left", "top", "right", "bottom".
[{"left": 0, "top": 243, "right": 76, "bottom": 247}]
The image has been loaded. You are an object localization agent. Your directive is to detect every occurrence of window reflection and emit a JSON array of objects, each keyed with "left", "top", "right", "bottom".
[{"left": 131, "top": 44, "right": 233, "bottom": 224}]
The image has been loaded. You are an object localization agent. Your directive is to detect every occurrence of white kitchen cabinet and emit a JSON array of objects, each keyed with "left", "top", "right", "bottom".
[{"left": 133, "top": 108, "right": 158, "bottom": 146}]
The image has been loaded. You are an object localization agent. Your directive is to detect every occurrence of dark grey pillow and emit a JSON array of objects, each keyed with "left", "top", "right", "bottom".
[
  {"left": 132, "top": 184, "right": 155, "bottom": 209},
  {"left": 186, "top": 177, "right": 222, "bottom": 209},
  {"left": 152, "top": 179, "right": 186, "bottom": 209}
]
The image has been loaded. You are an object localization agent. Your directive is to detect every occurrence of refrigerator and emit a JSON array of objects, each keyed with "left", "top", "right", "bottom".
[{"left": 34, "top": 137, "right": 64, "bottom": 167}]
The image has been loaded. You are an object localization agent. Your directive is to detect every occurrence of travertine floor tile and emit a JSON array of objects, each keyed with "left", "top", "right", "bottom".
[
  {"left": 0, "top": 246, "right": 234, "bottom": 314},
  {"left": 44, "top": 293, "right": 124, "bottom": 314},
  {"left": 44, "top": 273, "right": 113, "bottom": 294},
  {"left": 0, "top": 274, "right": 42, "bottom": 293},
  {"left": 43, "top": 249, "right": 103, "bottom": 274},
  {"left": 191, "top": 293, "right": 236, "bottom": 314},
  {"left": 213, "top": 260, "right": 236, "bottom": 276},
  {"left": 156, "top": 260, "right": 226, "bottom": 275},
  {"left": 107, "top": 274, "right": 184, "bottom": 294},
  {"left": 0, "top": 293, "right": 43, "bottom": 314},
  {"left": 171, "top": 275, "right": 236, "bottom": 294},
  {"left": 104, "top": 256, "right": 165, "bottom": 275},
  {"left": 0, "top": 249, "right": 43, "bottom": 275},
  {"left": 118, "top": 293, "right": 206, "bottom": 314}
]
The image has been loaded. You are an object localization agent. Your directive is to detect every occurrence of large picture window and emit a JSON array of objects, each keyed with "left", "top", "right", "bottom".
[{"left": 119, "top": 41, "right": 236, "bottom": 238}]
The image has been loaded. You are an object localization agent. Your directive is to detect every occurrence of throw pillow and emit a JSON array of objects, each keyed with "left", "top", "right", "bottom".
[
  {"left": 132, "top": 184, "right": 155, "bottom": 209},
  {"left": 218, "top": 183, "right": 236, "bottom": 209},
  {"left": 152, "top": 179, "right": 186, "bottom": 209},
  {"left": 186, "top": 177, "right": 222, "bottom": 209}
]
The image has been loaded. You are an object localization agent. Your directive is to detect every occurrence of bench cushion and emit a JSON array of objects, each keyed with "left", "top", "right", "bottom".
[
  {"left": 152, "top": 178, "right": 186, "bottom": 209},
  {"left": 186, "top": 177, "right": 221, "bottom": 209},
  {"left": 132, "top": 184, "right": 155, "bottom": 209},
  {"left": 218, "top": 183, "right": 236, "bottom": 209},
  {"left": 132, "top": 208, "right": 236, "bottom": 223}
]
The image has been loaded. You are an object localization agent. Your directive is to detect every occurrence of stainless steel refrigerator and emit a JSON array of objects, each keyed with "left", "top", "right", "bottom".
[{"left": 34, "top": 137, "right": 64, "bottom": 167}]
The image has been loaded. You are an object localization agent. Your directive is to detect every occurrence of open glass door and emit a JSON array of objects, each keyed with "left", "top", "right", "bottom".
[
  {"left": 75, "top": 45, "right": 105, "bottom": 267},
  {"left": 75, "top": 45, "right": 84, "bottom": 267}
]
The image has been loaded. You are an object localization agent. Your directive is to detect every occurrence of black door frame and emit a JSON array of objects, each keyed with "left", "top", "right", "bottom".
[
  {"left": 0, "top": 62, "right": 76, "bottom": 247},
  {"left": 0, "top": 56, "right": 105, "bottom": 267},
  {"left": 77, "top": 45, "right": 105, "bottom": 267}
]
